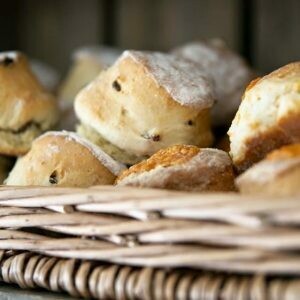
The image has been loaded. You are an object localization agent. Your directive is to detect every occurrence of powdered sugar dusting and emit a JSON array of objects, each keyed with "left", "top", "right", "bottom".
[
  {"left": 118, "top": 148, "right": 233, "bottom": 190},
  {"left": 37, "top": 131, "right": 126, "bottom": 175},
  {"left": 119, "top": 50, "right": 215, "bottom": 109},
  {"left": 172, "top": 39, "right": 254, "bottom": 125}
]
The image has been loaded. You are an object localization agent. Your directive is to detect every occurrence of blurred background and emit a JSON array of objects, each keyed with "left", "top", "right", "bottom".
[{"left": 1, "top": 0, "right": 299, "bottom": 75}]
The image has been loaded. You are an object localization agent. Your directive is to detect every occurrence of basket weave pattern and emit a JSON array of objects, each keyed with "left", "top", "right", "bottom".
[{"left": 0, "top": 186, "right": 300, "bottom": 299}]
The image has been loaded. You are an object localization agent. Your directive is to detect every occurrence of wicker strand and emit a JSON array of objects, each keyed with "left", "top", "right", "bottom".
[{"left": 1, "top": 251, "right": 300, "bottom": 299}]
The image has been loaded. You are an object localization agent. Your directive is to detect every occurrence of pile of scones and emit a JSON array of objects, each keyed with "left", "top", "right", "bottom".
[{"left": 0, "top": 39, "right": 300, "bottom": 197}]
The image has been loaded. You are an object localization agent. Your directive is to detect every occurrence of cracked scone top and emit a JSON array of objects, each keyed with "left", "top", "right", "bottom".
[
  {"left": 5, "top": 131, "right": 126, "bottom": 187},
  {"left": 173, "top": 39, "right": 254, "bottom": 126},
  {"left": 228, "top": 62, "right": 300, "bottom": 172},
  {"left": 116, "top": 145, "right": 235, "bottom": 192},
  {"left": 75, "top": 50, "right": 215, "bottom": 165},
  {"left": 236, "top": 144, "right": 300, "bottom": 196},
  {"left": 0, "top": 51, "right": 59, "bottom": 156}
]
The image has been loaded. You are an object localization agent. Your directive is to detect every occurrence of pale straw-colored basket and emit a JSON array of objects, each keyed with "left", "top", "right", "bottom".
[{"left": 0, "top": 185, "right": 300, "bottom": 299}]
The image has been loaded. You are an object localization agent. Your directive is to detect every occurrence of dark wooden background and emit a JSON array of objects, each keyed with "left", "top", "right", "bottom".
[{"left": 0, "top": 0, "right": 299, "bottom": 74}]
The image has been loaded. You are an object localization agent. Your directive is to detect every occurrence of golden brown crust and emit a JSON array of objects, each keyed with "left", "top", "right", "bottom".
[
  {"left": 5, "top": 132, "right": 124, "bottom": 187},
  {"left": 117, "top": 145, "right": 200, "bottom": 181},
  {"left": 246, "top": 63, "right": 300, "bottom": 93},
  {"left": 266, "top": 143, "right": 300, "bottom": 160},
  {"left": 263, "top": 62, "right": 300, "bottom": 81},
  {"left": 229, "top": 62, "right": 300, "bottom": 173},
  {"left": 234, "top": 126, "right": 293, "bottom": 172},
  {"left": 244, "top": 77, "right": 261, "bottom": 93},
  {"left": 0, "top": 52, "right": 59, "bottom": 155},
  {"left": 116, "top": 146, "right": 236, "bottom": 192},
  {"left": 234, "top": 114, "right": 300, "bottom": 173}
]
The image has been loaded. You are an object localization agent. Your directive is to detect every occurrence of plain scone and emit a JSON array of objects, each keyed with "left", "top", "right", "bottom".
[
  {"left": 0, "top": 51, "right": 59, "bottom": 156},
  {"left": 5, "top": 131, "right": 126, "bottom": 187},
  {"left": 236, "top": 144, "right": 300, "bottom": 196},
  {"left": 116, "top": 145, "right": 236, "bottom": 192},
  {"left": 75, "top": 50, "right": 215, "bottom": 165},
  {"left": 228, "top": 62, "right": 300, "bottom": 172},
  {"left": 172, "top": 39, "right": 254, "bottom": 127}
]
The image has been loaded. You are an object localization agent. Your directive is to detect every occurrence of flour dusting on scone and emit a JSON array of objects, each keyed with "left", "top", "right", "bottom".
[
  {"left": 5, "top": 131, "right": 125, "bottom": 187},
  {"left": 173, "top": 39, "right": 254, "bottom": 126},
  {"left": 75, "top": 50, "right": 215, "bottom": 165}
]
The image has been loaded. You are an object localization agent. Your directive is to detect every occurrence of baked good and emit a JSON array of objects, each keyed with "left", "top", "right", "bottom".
[
  {"left": 58, "top": 46, "right": 121, "bottom": 108},
  {"left": 5, "top": 131, "right": 125, "bottom": 187},
  {"left": 236, "top": 144, "right": 300, "bottom": 196},
  {"left": 58, "top": 46, "right": 121, "bottom": 131},
  {"left": 75, "top": 50, "right": 215, "bottom": 165},
  {"left": 228, "top": 62, "right": 300, "bottom": 172},
  {"left": 0, "top": 156, "right": 14, "bottom": 184},
  {"left": 0, "top": 51, "right": 59, "bottom": 156},
  {"left": 172, "top": 39, "right": 254, "bottom": 127},
  {"left": 116, "top": 145, "right": 235, "bottom": 192}
]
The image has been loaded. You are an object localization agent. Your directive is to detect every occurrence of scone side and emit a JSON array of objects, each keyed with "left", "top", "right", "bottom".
[
  {"left": 5, "top": 133, "right": 119, "bottom": 187},
  {"left": 75, "top": 54, "right": 214, "bottom": 163}
]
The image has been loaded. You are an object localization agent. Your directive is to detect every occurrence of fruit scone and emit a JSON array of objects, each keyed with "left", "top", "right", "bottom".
[
  {"left": 116, "top": 145, "right": 235, "bottom": 192},
  {"left": 228, "top": 62, "right": 300, "bottom": 172},
  {"left": 236, "top": 143, "right": 300, "bottom": 196},
  {"left": 5, "top": 131, "right": 125, "bottom": 187},
  {"left": 0, "top": 51, "right": 59, "bottom": 156},
  {"left": 172, "top": 39, "right": 254, "bottom": 127},
  {"left": 75, "top": 50, "right": 216, "bottom": 165}
]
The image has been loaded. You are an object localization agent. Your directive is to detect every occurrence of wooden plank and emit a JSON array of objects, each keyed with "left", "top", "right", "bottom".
[
  {"left": 17, "top": 0, "right": 103, "bottom": 72},
  {"left": 253, "top": 0, "right": 300, "bottom": 72},
  {"left": 0, "top": 0, "right": 19, "bottom": 51},
  {"left": 116, "top": 0, "right": 240, "bottom": 51}
]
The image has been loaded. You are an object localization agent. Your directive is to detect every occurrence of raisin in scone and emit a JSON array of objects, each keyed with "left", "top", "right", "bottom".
[
  {"left": 228, "top": 62, "right": 300, "bottom": 172},
  {"left": 75, "top": 50, "right": 215, "bottom": 165},
  {"left": 0, "top": 51, "right": 59, "bottom": 156},
  {"left": 116, "top": 145, "right": 235, "bottom": 192},
  {"left": 236, "top": 144, "right": 300, "bottom": 196},
  {"left": 6, "top": 131, "right": 125, "bottom": 187},
  {"left": 173, "top": 39, "right": 254, "bottom": 127}
]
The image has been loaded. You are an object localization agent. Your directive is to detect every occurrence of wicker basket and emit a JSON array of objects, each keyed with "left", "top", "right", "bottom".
[{"left": 0, "top": 185, "right": 300, "bottom": 299}]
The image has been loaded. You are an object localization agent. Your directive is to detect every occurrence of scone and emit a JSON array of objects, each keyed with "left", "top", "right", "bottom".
[
  {"left": 172, "top": 39, "right": 254, "bottom": 127},
  {"left": 228, "top": 62, "right": 300, "bottom": 172},
  {"left": 0, "top": 156, "right": 14, "bottom": 184},
  {"left": 236, "top": 144, "right": 300, "bottom": 196},
  {"left": 5, "top": 131, "right": 125, "bottom": 187},
  {"left": 58, "top": 46, "right": 121, "bottom": 131},
  {"left": 58, "top": 46, "right": 121, "bottom": 108},
  {"left": 75, "top": 50, "right": 215, "bottom": 165},
  {"left": 0, "top": 51, "right": 59, "bottom": 156},
  {"left": 116, "top": 145, "right": 235, "bottom": 192}
]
